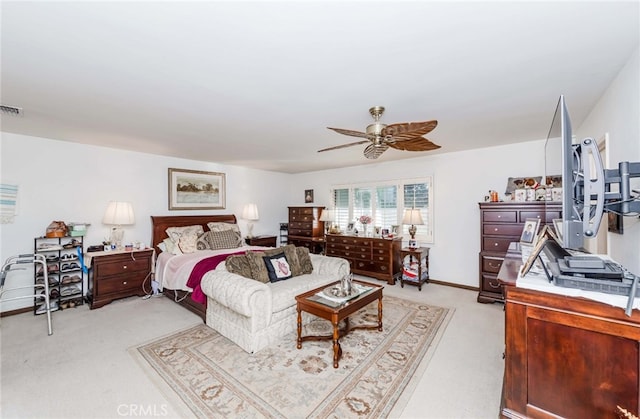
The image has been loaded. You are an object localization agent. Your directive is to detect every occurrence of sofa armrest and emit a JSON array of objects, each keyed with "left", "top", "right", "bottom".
[
  {"left": 309, "top": 254, "right": 350, "bottom": 277},
  {"left": 200, "top": 271, "right": 272, "bottom": 319}
]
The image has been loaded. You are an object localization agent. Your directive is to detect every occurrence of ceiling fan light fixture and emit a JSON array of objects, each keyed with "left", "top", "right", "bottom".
[
  {"left": 366, "top": 122, "right": 386, "bottom": 136},
  {"left": 320, "top": 106, "right": 440, "bottom": 159}
]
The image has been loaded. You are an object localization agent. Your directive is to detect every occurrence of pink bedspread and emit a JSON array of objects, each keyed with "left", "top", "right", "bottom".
[{"left": 186, "top": 251, "right": 247, "bottom": 304}]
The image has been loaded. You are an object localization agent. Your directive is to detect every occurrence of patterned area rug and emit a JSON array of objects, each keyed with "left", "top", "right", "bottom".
[{"left": 133, "top": 296, "right": 453, "bottom": 418}]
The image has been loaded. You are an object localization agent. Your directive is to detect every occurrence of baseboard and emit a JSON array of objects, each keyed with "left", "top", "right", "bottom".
[
  {"left": 1, "top": 306, "right": 32, "bottom": 317},
  {"left": 428, "top": 279, "right": 479, "bottom": 292}
]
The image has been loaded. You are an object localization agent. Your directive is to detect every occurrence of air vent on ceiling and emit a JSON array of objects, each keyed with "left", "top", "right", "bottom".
[{"left": 1, "top": 105, "right": 24, "bottom": 116}]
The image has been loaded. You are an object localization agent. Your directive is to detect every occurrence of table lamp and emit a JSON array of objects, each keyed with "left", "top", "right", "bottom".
[
  {"left": 319, "top": 209, "right": 335, "bottom": 235},
  {"left": 102, "top": 201, "right": 135, "bottom": 249},
  {"left": 402, "top": 208, "right": 424, "bottom": 245},
  {"left": 242, "top": 203, "right": 259, "bottom": 238}
]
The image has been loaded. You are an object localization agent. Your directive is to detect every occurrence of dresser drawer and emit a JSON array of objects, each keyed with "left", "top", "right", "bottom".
[
  {"left": 482, "top": 237, "right": 512, "bottom": 253},
  {"left": 289, "top": 229, "right": 312, "bottom": 237},
  {"left": 481, "top": 274, "right": 503, "bottom": 293},
  {"left": 520, "top": 211, "right": 545, "bottom": 222},
  {"left": 372, "top": 249, "right": 390, "bottom": 263},
  {"left": 482, "top": 255, "right": 504, "bottom": 274},
  {"left": 483, "top": 224, "right": 523, "bottom": 237},
  {"left": 96, "top": 273, "right": 144, "bottom": 295},
  {"left": 483, "top": 211, "right": 517, "bottom": 223},
  {"left": 545, "top": 211, "right": 561, "bottom": 223},
  {"left": 95, "top": 256, "right": 149, "bottom": 277}
]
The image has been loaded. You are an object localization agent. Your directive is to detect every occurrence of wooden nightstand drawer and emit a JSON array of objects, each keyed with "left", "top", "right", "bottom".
[
  {"left": 95, "top": 256, "right": 150, "bottom": 277},
  {"left": 97, "top": 274, "right": 143, "bottom": 295},
  {"left": 88, "top": 249, "right": 153, "bottom": 309}
]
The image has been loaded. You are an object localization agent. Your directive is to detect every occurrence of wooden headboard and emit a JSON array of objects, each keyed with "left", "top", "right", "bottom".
[{"left": 150, "top": 214, "right": 237, "bottom": 254}]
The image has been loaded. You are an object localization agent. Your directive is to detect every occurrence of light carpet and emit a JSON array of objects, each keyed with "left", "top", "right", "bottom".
[{"left": 132, "top": 295, "right": 453, "bottom": 418}]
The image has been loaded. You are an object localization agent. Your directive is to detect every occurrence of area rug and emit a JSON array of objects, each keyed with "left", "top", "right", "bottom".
[{"left": 133, "top": 296, "right": 453, "bottom": 418}]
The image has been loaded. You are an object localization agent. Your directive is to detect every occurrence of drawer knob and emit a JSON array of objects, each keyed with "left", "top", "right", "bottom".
[
  {"left": 123, "top": 281, "right": 127, "bottom": 285},
  {"left": 494, "top": 243, "right": 498, "bottom": 246},
  {"left": 494, "top": 228, "right": 499, "bottom": 232},
  {"left": 497, "top": 215, "right": 501, "bottom": 218},
  {"left": 123, "top": 265, "right": 127, "bottom": 269}
]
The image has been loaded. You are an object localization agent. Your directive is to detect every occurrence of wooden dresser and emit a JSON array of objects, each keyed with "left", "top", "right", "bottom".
[
  {"left": 87, "top": 249, "right": 153, "bottom": 309},
  {"left": 498, "top": 248, "right": 640, "bottom": 418},
  {"left": 478, "top": 202, "right": 560, "bottom": 303},
  {"left": 287, "top": 206, "right": 325, "bottom": 254},
  {"left": 325, "top": 234, "right": 402, "bottom": 284}
]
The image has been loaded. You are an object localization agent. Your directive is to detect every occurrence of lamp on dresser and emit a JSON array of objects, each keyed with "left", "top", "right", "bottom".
[
  {"left": 402, "top": 208, "right": 423, "bottom": 248},
  {"left": 242, "top": 203, "right": 259, "bottom": 238},
  {"left": 319, "top": 208, "right": 335, "bottom": 235},
  {"left": 102, "top": 201, "right": 135, "bottom": 249}
]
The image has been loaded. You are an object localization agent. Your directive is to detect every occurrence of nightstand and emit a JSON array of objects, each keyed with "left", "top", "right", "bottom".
[
  {"left": 86, "top": 248, "right": 153, "bottom": 309},
  {"left": 399, "top": 247, "right": 430, "bottom": 291},
  {"left": 245, "top": 235, "right": 277, "bottom": 247}
]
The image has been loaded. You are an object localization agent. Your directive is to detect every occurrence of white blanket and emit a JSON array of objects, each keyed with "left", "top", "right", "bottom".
[{"left": 155, "top": 245, "right": 267, "bottom": 291}]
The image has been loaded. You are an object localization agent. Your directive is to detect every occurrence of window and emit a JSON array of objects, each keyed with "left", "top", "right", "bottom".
[{"left": 329, "top": 177, "right": 434, "bottom": 243}]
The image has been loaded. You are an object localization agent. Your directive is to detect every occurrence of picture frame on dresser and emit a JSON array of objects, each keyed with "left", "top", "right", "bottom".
[
  {"left": 520, "top": 218, "right": 540, "bottom": 244},
  {"left": 168, "top": 168, "right": 226, "bottom": 210}
]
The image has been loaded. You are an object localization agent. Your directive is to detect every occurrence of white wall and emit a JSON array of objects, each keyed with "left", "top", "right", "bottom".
[
  {"left": 0, "top": 133, "right": 290, "bottom": 311},
  {"left": 577, "top": 45, "right": 640, "bottom": 274},
  {"left": 2, "top": 46, "right": 637, "bottom": 312},
  {"left": 290, "top": 139, "right": 547, "bottom": 289}
]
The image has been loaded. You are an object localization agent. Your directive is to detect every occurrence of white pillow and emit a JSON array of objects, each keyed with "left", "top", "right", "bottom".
[
  {"left": 165, "top": 225, "right": 204, "bottom": 246},
  {"left": 178, "top": 231, "right": 199, "bottom": 254}
]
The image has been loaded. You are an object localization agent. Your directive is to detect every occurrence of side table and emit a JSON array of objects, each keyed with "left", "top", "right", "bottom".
[
  {"left": 245, "top": 235, "right": 277, "bottom": 247},
  {"left": 86, "top": 248, "right": 153, "bottom": 309},
  {"left": 399, "top": 247, "right": 430, "bottom": 291}
]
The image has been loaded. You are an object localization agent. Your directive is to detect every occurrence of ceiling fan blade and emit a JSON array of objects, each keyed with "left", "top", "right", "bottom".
[
  {"left": 382, "top": 120, "right": 438, "bottom": 141},
  {"left": 364, "top": 144, "right": 389, "bottom": 159},
  {"left": 327, "top": 127, "right": 371, "bottom": 139},
  {"left": 387, "top": 136, "right": 441, "bottom": 152},
  {"left": 318, "top": 140, "right": 370, "bottom": 153}
]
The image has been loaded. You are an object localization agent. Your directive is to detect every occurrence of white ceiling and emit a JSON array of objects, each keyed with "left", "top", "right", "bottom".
[{"left": 1, "top": 1, "right": 638, "bottom": 174}]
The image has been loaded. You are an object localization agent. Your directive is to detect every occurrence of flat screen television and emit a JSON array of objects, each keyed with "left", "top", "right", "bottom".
[{"left": 545, "top": 95, "right": 640, "bottom": 251}]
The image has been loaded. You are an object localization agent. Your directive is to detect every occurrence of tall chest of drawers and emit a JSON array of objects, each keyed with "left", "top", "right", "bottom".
[
  {"left": 478, "top": 202, "right": 561, "bottom": 303},
  {"left": 287, "top": 206, "right": 325, "bottom": 254},
  {"left": 325, "top": 234, "right": 402, "bottom": 285}
]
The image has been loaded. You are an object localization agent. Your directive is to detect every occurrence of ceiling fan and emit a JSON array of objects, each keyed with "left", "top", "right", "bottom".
[{"left": 319, "top": 106, "right": 440, "bottom": 159}]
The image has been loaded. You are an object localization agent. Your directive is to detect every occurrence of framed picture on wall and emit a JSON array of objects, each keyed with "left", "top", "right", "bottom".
[
  {"left": 168, "top": 168, "right": 226, "bottom": 210},
  {"left": 305, "top": 189, "right": 314, "bottom": 203}
]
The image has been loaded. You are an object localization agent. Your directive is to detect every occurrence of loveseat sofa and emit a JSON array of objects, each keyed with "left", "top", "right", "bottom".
[{"left": 200, "top": 247, "right": 350, "bottom": 353}]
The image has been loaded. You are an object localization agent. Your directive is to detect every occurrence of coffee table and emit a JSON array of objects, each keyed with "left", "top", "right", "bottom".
[{"left": 295, "top": 279, "right": 383, "bottom": 368}]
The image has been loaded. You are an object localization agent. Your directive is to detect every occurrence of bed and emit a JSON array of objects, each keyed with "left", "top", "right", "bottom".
[{"left": 150, "top": 214, "right": 269, "bottom": 320}]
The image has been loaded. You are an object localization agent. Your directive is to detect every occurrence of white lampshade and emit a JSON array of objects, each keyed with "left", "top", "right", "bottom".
[
  {"left": 102, "top": 201, "right": 135, "bottom": 226},
  {"left": 319, "top": 209, "right": 335, "bottom": 222},
  {"left": 242, "top": 203, "right": 259, "bottom": 221},
  {"left": 242, "top": 203, "right": 259, "bottom": 238},
  {"left": 103, "top": 201, "right": 134, "bottom": 248},
  {"left": 402, "top": 208, "right": 424, "bottom": 226}
]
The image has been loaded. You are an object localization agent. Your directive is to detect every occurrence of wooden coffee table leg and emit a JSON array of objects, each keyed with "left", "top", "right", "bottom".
[
  {"left": 296, "top": 305, "right": 302, "bottom": 349},
  {"left": 378, "top": 297, "right": 383, "bottom": 331},
  {"left": 332, "top": 314, "right": 340, "bottom": 368}
]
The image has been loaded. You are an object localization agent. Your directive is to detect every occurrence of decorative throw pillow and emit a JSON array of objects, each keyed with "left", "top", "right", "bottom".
[
  {"left": 245, "top": 251, "right": 270, "bottom": 283},
  {"left": 281, "top": 244, "right": 302, "bottom": 276},
  {"left": 196, "top": 232, "right": 211, "bottom": 251},
  {"left": 163, "top": 237, "right": 182, "bottom": 255},
  {"left": 207, "top": 229, "right": 242, "bottom": 250},
  {"left": 262, "top": 252, "right": 292, "bottom": 282},
  {"left": 206, "top": 222, "right": 243, "bottom": 247},
  {"left": 225, "top": 254, "right": 253, "bottom": 279},
  {"left": 165, "top": 225, "right": 204, "bottom": 247},
  {"left": 178, "top": 231, "right": 199, "bottom": 254},
  {"left": 295, "top": 247, "right": 314, "bottom": 275}
]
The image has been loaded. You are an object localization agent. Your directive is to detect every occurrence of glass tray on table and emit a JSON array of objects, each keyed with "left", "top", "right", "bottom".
[{"left": 307, "top": 282, "right": 374, "bottom": 307}]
